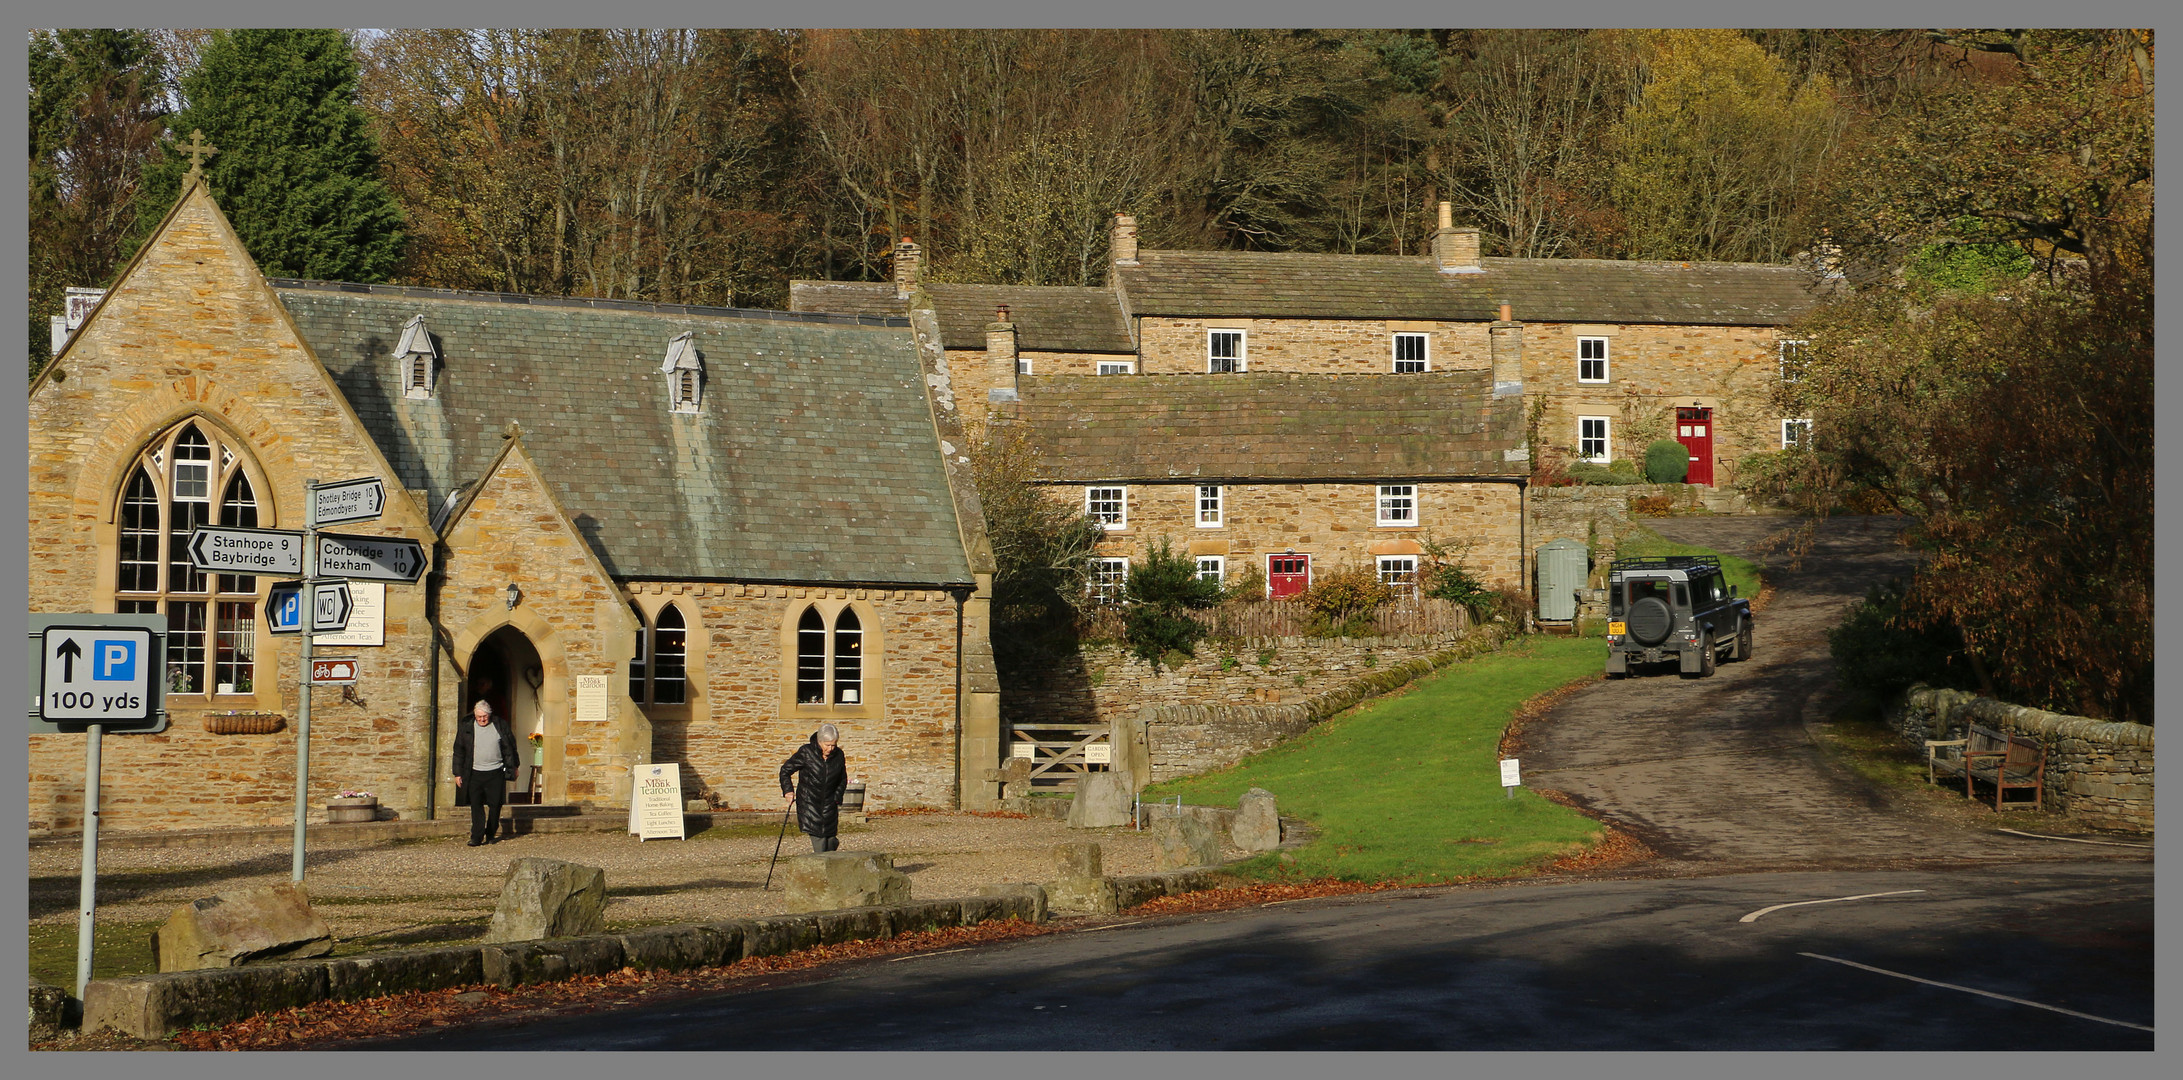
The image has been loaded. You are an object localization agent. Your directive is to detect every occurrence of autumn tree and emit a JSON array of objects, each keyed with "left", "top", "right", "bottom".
[
  {"left": 967, "top": 420, "right": 1104, "bottom": 670},
  {"left": 28, "top": 29, "right": 169, "bottom": 378},
  {"left": 130, "top": 29, "right": 405, "bottom": 282}
]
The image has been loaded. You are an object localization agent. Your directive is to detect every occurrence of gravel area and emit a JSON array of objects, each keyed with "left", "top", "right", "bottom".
[{"left": 30, "top": 812, "right": 1239, "bottom": 958}]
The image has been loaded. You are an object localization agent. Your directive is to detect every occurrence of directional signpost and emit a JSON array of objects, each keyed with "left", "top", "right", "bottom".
[
  {"left": 28, "top": 613, "right": 168, "bottom": 999},
  {"left": 188, "top": 477, "right": 427, "bottom": 884}
]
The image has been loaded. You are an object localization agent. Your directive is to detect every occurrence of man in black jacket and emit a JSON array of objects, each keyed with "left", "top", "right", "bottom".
[
  {"left": 453, "top": 699, "right": 521, "bottom": 846},
  {"left": 779, "top": 724, "right": 848, "bottom": 852}
]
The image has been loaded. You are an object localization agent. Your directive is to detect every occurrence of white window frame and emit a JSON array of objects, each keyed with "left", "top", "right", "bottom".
[
  {"left": 1088, "top": 557, "right": 1130, "bottom": 605},
  {"left": 1392, "top": 332, "right": 1429, "bottom": 373},
  {"left": 1782, "top": 418, "right": 1813, "bottom": 450},
  {"left": 1196, "top": 555, "right": 1226, "bottom": 584},
  {"left": 1196, "top": 485, "right": 1223, "bottom": 528},
  {"left": 1578, "top": 416, "right": 1611, "bottom": 463},
  {"left": 1779, "top": 339, "right": 1809, "bottom": 383},
  {"left": 1018, "top": 357, "right": 1033, "bottom": 375},
  {"left": 1086, "top": 486, "right": 1127, "bottom": 531},
  {"left": 1096, "top": 360, "right": 1134, "bottom": 376},
  {"left": 1208, "top": 329, "right": 1246, "bottom": 373},
  {"left": 1377, "top": 555, "right": 1418, "bottom": 595},
  {"left": 1376, "top": 484, "right": 1417, "bottom": 527},
  {"left": 1577, "top": 336, "right": 1609, "bottom": 384}
]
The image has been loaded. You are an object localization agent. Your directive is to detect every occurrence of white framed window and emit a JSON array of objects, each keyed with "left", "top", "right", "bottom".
[
  {"left": 1088, "top": 557, "right": 1130, "bottom": 604},
  {"left": 1197, "top": 555, "right": 1226, "bottom": 583},
  {"left": 1377, "top": 484, "right": 1417, "bottom": 526},
  {"left": 114, "top": 421, "right": 264, "bottom": 697},
  {"left": 1086, "top": 486, "right": 1127, "bottom": 530},
  {"left": 1018, "top": 357, "right": 1033, "bottom": 375},
  {"left": 1096, "top": 360, "right": 1134, "bottom": 376},
  {"left": 1578, "top": 416, "right": 1611, "bottom": 463},
  {"left": 631, "top": 602, "right": 690, "bottom": 706},
  {"left": 1393, "top": 332, "right": 1429, "bottom": 373},
  {"left": 1208, "top": 329, "right": 1246, "bottom": 373},
  {"left": 1578, "top": 336, "right": 1609, "bottom": 383},
  {"left": 793, "top": 604, "right": 864, "bottom": 705},
  {"left": 1196, "top": 485, "right": 1223, "bottom": 528},
  {"left": 1377, "top": 555, "right": 1418, "bottom": 595},
  {"left": 1782, "top": 418, "right": 1813, "bottom": 450},
  {"left": 1779, "top": 339, "right": 1809, "bottom": 383}
]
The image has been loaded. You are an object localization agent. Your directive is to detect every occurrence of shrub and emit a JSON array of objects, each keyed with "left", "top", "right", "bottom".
[
  {"left": 1121, "top": 537, "right": 1223, "bottom": 665},
  {"left": 1422, "top": 561, "right": 1495, "bottom": 622},
  {"left": 1298, "top": 563, "right": 1392, "bottom": 637},
  {"left": 1642, "top": 439, "right": 1689, "bottom": 483},
  {"left": 1564, "top": 461, "right": 1646, "bottom": 486},
  {"left": 1828, "top": 579, "right": 1974, "bottom": 714},
  {"left": 1631, "top": 494, "right": 1676, "bottom": 516},
  {"left": 1222, "top": 558, "right": 1267, "bottom": 603}
]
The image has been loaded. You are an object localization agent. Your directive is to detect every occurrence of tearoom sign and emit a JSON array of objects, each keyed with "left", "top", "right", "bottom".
[{"left": 627, "top": 763, "right": 686, "bottom": 841}]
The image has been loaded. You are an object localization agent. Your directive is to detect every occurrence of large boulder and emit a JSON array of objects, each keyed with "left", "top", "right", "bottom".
[
  {"left": 485, "top": 858, "right": 607, "bottom": 943},
  {"left": 1066, "top": 772, "right": 1134, "bottom": 829},
  {"left": 1233, "top": 788, "right": 1282, "bottom": 852},
  {"left": 1044, "top": 842, "right": 1118, "bottom": 915},
  {"left": 1153, "top": 813, "right": 1222, "bottom": 871},
  {"left": 781, "top": 851, "right": 911, "bottom": 913},
  {"left": 152, "top": 882, "right": 333, "bottom": 972}
]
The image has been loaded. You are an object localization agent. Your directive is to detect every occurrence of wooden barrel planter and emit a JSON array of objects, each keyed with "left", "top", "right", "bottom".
[
  {"left": 203, "top": 712, "right": 285, "bottom": 735},
  {"left": 325, "top": 796, "right": 378, "bottom": 823}
]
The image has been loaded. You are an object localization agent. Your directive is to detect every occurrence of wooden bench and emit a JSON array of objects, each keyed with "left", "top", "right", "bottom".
[{"left": 1926, "top": 722, "right": 2046, "bottom": 811}]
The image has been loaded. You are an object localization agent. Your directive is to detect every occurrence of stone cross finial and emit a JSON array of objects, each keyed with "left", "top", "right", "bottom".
[{"left": 182, "top": 130, "right": 218, "bottom": 180}]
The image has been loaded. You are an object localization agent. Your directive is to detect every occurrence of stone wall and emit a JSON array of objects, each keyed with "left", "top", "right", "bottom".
[{"left": 1891, "top": 686, "right": 2154, "bottom": 832}]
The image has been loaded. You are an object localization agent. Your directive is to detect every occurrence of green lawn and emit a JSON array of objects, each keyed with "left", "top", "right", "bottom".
[
  {"left": 1141, "top": 635, "right": 1607, "bottom": 883},
  {"left": 1617, "top": 526, "right": 1764, "bottom": 601},
  {"left": 30, "top": 920, "right": 160, "bottom": 989}
]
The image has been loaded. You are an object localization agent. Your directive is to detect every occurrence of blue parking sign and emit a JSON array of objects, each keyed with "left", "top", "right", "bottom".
[
  {"left": 92, "top": 639, "right": 136, "bottom": 681},
  {"left": 266, "top": 580, "right": 307, "bottom": 634}
]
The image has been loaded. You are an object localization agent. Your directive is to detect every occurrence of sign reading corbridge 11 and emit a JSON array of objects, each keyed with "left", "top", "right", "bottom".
[{"left": 316, "top": 533, "right": 428, "bottom": 583}]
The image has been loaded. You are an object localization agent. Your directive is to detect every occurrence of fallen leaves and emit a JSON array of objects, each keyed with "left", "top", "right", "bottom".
[{"left": 1122, "top": 878, "right": 1418, "bottom": 916}]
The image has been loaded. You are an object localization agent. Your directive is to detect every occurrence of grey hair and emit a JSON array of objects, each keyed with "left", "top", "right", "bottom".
[{"left": 816, "top": 724, "right": 840, "bottom": 743}]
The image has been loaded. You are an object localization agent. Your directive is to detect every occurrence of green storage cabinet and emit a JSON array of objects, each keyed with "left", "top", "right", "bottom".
[{"left": 1535, "top": 538, "right": 1590, "bottom": 621}]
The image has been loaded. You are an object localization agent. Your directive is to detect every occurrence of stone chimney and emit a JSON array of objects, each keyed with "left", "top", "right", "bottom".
[
  {"left": 987, "top": 304, "right": 1019, "bottom": 403},
  {"left": 1432, "top": 201, "right": 1481, "bottom": 274},
  {"left": 1489, "top": 302, "right": 1523, "bottom": 397},
  {"left": 893, "top": 237, "right": 923, "bottom": 299},
  {"left": 1110, "top": 212, "right": 1139, "bottom": 267}
]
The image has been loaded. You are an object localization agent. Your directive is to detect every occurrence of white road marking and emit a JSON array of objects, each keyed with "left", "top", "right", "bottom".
[
  {"left": 886, "top": 948, "right": 973, "bottom": 962},
  {"left": 1738, "top": 889, "right": 1925, "bottom": 923},
  {"left": 1996, "top": 828, "right": 2150, "bottom": 849},
  {"left": 1077, "top": 920, "right": 1144, "bottom": 932},
  {"left": 1798, "top": 952, "right": 2153, "bottom": 1032}
]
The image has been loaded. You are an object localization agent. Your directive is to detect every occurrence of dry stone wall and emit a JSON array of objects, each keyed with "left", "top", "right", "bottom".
[{"left": 1892, "top": 686, "right": 2153, "bottom": 832}]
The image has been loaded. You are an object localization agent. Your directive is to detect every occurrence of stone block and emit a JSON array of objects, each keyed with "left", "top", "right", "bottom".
[
  {"left": 1067, "top": 772, "right": 1135, "bottom": 828},
  {"left": 814, "top": 906, "right": 890, "bottom": 946},
  {"left": 744, "top": 915, "right": 821, "bottom": 959},
  {"left": 1234, "top": 787, "right": 1281, "bottom": 851},
  {"left": 972, "top": 882, "right": 1049, "bottom": 924},
  {"left": 29, "top": 976, "right": 76, "bottom": 1033},
  {"left": 1045, "top": 875, "right": 1120, "bottom": 915},
  {"left": 480, "top": 935, "right": 625, "bottom": 989},
  {"left": 85, "top": 962, "right": 330, "bottom": 1040},
  {"left": 888, "top": 900, "right": 964, "bottom": 935},
  {"left": 1053, "top": 841, "right": 1104, "bottom": 879},
  {"left": 781, "top": 851, "right": 912, "bottom": 912},
  {"left": 485, "top": 857, "right": 608, "bottom": 942},
  {"left": 617, "top": 925, "right": 737, "bottom": 972},
  {"left": 323, "top": 946, "right": 482, "bottom": 1001},
  {"left": 152, "top": 882, "right": 333, "bottom": 972},
  {"left": 1153, "top": 813, "right": 1222, "bottom": 871}
]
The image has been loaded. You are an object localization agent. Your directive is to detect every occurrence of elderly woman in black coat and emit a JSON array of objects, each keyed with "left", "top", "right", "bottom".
[{"left": 779, "top": 723, "right": 848, "bottom": 852}]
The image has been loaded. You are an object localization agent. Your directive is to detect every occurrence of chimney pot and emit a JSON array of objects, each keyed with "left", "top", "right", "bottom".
[
  {"left": 1437, "top": 201, "right": 1453, "bottom": 230},
  {"left": 997, "top": 304, "right": 1010, "bottom": 322},
  {"left": 1499, "top": 303, "right": 1512, "bottom": 322},
  {"left": 893, "top": 238, "right": 923, "bottom": 299}
]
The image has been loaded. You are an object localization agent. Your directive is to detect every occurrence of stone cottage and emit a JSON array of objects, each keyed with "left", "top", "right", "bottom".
[{"left": 27, "top": 177, "right": 1004, "bottom": 835}]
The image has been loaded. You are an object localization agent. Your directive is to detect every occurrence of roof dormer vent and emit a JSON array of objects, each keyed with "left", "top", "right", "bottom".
[
  {"left": 394, "top": 314, "right": 439, "bottom": 399},
  {"left": 664, "top": 331, "right": 703, "bottom": 414}
]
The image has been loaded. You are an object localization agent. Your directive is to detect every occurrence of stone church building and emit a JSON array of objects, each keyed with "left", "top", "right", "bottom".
[{"left": 27, "top": 178, "right": 1004, "bottom": 835}]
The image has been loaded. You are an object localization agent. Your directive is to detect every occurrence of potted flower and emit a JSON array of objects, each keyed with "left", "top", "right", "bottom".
[
  {"left": 528, "top": 731, "right": 545, "bottom": 765},
  {"left": 327, "top": 789, "right": 378, "bottom": 823}
]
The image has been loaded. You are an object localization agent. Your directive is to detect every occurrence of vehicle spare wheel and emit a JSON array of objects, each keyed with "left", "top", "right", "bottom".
[{"left": 1628, "top": 596, "right": 1673, "bottom": 645}]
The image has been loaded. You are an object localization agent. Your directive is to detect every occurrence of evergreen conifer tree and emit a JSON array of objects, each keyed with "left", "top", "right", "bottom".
[{"left": 129, "top": 29, "right": 404, "bottom": 282}]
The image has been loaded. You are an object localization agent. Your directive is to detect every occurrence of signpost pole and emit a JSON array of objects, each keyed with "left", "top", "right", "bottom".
[
  {"left": 293, "top": 480, "right": 318, "bottom": 883},
  {"left": 75, "top": 722, "right": 102, "bottom": 998}
]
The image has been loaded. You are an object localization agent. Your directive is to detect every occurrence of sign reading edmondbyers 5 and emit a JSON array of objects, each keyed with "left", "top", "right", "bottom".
[{"left": 29, "top": 614, "right": 168, "bottom": 733}]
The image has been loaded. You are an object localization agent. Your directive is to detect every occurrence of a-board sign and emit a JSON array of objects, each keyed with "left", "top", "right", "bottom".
[
  {"left": 316, "top": 533, "right": 428, "bottom": 583},
  {"left": 29, "top": 614, "right": 168, "bottom": 733},
  {"left": 314, "top": 582, "right": 385, "bottom": 646},
  {"left": 310, "top": 659, "right": 359, "bottom": 685},
  {"left": 627, "top": 763, "right": 686, "bottom": 841},
  {"left": 312, "top": 477, "right": 387, "bottom": 527},
  {"left": 1499, "top": 758, "right": 1522, "bottom": 788},
  {"left": 188, "top": 525, "right": 306, "bottom": 576}
]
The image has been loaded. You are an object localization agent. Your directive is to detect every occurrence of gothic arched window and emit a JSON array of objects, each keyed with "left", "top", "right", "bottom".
[{"left": 114, "top": 422, "right": 264, "bottom": 696}]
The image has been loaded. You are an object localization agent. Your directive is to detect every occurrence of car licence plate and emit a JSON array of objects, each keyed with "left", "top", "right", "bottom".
[{"left": 1608, "top": 621, "right": 1626, "bottom": 636}]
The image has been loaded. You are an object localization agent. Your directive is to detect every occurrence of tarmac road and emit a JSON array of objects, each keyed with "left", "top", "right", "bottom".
[{"left": 360, "top": 861, "right": 2154, "bottom": 1051}]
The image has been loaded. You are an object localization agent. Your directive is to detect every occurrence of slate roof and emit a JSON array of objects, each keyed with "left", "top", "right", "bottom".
[
  {"left": 1012, "top": 373, "right": 1526, "bottom": 483},
  {"left": 274, "top": 280, "right": 974, "bottom": 587},
  {"left": 790, "top": 280, "right": 1133, "bottom": 353},
  {"left": 1116, "top": 249, "right": 1830, "bottom": 326}
]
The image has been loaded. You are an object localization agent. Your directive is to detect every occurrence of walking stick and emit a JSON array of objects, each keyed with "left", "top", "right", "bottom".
[{"left": 764, "top": 799, "right": 792, "bottom": 890}]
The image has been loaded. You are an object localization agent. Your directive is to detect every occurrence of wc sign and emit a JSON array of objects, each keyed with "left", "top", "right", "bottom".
[{"left": 33, "top": 616, "right": 164, "bottom": 730}]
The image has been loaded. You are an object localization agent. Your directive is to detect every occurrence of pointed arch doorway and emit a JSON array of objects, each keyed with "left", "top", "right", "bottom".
[{"left": 469, "top": 626, "right": 550, "bottom": 803}]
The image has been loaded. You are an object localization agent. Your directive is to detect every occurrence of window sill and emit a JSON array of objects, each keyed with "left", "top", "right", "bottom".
[{"left": 1375, "top": 522, "right": 1420, "bottom": 529}]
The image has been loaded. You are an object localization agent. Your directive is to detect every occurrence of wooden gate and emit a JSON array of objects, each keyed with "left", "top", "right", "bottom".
[{"left": 1006, "top": 721, "right": 1112, "bottom": 790}]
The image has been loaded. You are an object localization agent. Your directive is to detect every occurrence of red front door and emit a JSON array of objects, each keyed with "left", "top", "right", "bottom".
[
  {"left": 1268, "top": 555, "right": 1311, "bottom": 599},
  {"left": 1675, "top": 407, "right": 1715, "bottom": 486}
]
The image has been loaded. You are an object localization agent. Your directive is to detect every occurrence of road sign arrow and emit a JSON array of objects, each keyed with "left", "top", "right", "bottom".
[
  {"left": 313, "top": 477, "right": 388, "bottom": 527},
  {"left": 316, "top": 533, "right": 428, "bottom": 583},
  {"left": 187, "top": 525, "right": 305, "bottom": 575},
  {"left": 56, "top": 638, "right": 81, "bottom": 682},
  {"left": 311, "top": 580, "right": 354, "bottom": 633}
]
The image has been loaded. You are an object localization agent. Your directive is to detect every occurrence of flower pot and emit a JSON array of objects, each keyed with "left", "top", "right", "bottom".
[
  {"left": 841, "top": 782, "right": 866, "bottom": 813},
  {"left": 326, "top": 796, "right": 378, "bottom": 824}
]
